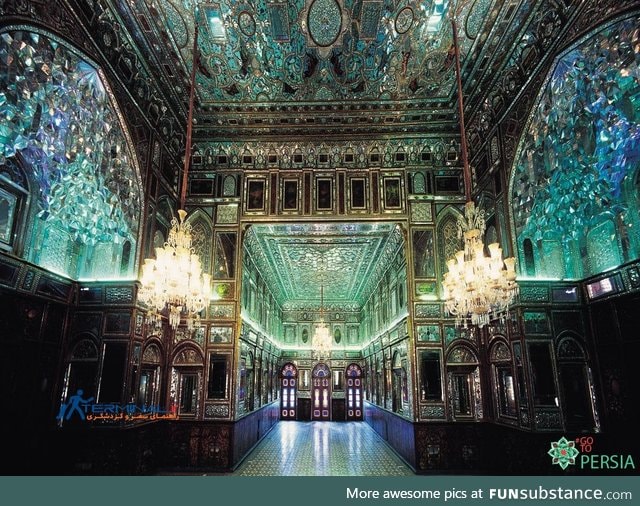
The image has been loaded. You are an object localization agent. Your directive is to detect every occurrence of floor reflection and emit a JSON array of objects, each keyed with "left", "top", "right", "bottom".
[{"left": 235, "top": 421, "right": 413, "bottom": 476}]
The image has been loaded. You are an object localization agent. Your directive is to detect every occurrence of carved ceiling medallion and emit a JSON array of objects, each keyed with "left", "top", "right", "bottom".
[
  {"left": 395, "top": 6, "right": 414, "bottom": 34},
  {"left": 307, "top": 0, "right": 343, "bottom": 47}
]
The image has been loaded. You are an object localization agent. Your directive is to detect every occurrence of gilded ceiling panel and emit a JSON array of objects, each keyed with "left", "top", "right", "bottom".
[
  {"left": 144, "top": 0, "right": 493, "bottom": 106},
  {"left": 244, "top": 223, "right": 398, "bottom": 309}
]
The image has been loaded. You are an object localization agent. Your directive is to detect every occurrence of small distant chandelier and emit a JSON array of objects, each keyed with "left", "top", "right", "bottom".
[
  {"left": 138, "top": 19, "right": 210, "bottom": 329},
  {"left": 441, "top": 17, "right": 518, "bottom": 328},
  {"left": 312, "top": 282, "right": 332, "bottom": 359}
]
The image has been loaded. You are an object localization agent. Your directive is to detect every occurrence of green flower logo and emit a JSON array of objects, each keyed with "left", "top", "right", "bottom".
[{"left": 548, "top": 437, "right": 580, "bottom": 469}]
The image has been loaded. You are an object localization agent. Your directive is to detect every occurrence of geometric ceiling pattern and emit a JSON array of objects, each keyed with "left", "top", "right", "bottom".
[
  {"left": 244, "top": 223, "right": 401, "bottom": 310},
  {"left": 66, "top": 0, "right": 624, "bottom": 149},
  {"left": 158, "top": 0, "right": 492, "bottom": 104},
  {"left": 133, "top": 0, "right": 495, "bottom": 138}
]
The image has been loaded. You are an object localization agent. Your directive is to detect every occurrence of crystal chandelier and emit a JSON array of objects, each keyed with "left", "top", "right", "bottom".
[
  {"left": 138, "top": 19, "right": 210, "bottom": 329},
  {"left": 442, "top": 202, "right": 518, "bottom": 327},
  {"left": 312, "top": 282, "right": 332, "bottom": 360},
  {"left": 441, "top": 17, "right": 518, "bottom": 328},
  {"left": 139, "top": 210, "right": 211, "bottom": 329}
]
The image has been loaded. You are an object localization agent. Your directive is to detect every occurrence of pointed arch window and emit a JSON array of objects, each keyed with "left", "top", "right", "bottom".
[{"left": 523, "top": 238, "right": 536, "bottom": 277}]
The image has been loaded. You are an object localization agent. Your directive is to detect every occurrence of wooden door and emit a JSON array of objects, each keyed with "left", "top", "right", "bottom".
[
  {"left": 312, "top": 363, "right": 331, "bottom": 420},
  {"left": 280, "top": 363, "right": 297, "bottom": 420},
  {"left": 346, "top": 364, "right": 363, "bottom": 420}
]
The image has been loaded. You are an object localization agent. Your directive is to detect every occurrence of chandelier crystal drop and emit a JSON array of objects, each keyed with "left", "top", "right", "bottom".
[
  {"left": 442, "top": 202, "right": 518, "bottom": 327},
  {"left": 139, "top": 209, "right": 211, "bottom": 329},
  {"left": 312, "top": 321, "right": 332, "bottom": 359},
  {"left": 312, "top": 283, "right": 332, "bottom": 359}
]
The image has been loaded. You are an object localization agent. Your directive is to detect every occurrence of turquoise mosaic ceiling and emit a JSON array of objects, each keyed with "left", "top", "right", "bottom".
[
  {"left": 150, "top": 0, "right": 493, "bottom": 104},
  {"left": 511, "top": 15, "right": 640, "bottom": 277},
  {"left": 244, "top": 223, "right": 399, "bottom": 309}
]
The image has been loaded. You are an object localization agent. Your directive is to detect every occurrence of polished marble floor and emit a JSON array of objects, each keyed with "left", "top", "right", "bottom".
[{"left": 234, "top": 421, "right": 414, "bottom": 476}]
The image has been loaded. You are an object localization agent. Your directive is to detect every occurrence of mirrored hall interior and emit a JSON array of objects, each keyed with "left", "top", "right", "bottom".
[{"left": 1, "top": 0, "right": 640, "bottom": 475}]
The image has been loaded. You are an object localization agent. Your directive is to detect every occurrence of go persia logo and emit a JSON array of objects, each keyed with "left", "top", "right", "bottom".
[
  {"left": 548, "top": 437, "right": 579, "bottom": 469},
  {"left": 548, "top": 436, "right": 635, "bottom": 471}
]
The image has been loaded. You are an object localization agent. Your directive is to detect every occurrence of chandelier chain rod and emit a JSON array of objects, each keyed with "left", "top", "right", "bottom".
[
  {"left": 312, "top": 256, "right": 331, "bottom": 359},
  {"left": 442, "top": 15, "right": 518, "bottom": 328},
  {"left": 139, "top": 14, "right": 210, "bottom": 330},
  {"left": 180, "top": 18, "right": 199, "bottom": 209},
  {"left": 451, "top": 18, "right": 472, "bottom": 203}
]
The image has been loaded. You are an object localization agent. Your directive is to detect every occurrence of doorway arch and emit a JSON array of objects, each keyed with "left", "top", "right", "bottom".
[
  {"left": 312, "top": 363, "right": 331, "bottom": 420},
  {"left": 556, "top": 335, "right": 597, "bottom": 431},
  {"left": 346, "top": 363, "right": 363, "bottom": 420},
  {"left": 280, "top": 363, "right": 297, "bottom": 420}
]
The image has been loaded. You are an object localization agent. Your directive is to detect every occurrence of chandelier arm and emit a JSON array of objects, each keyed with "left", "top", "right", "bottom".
[{"left": 180, "top": 17, "right": 199, "bottom": 210}]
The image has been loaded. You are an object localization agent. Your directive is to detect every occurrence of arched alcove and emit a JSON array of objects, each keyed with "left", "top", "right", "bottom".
[
  {"left": 186, "top": 208, "right": 213, "bottom": 274},
  {"left": 171, "top": 344, "right": 204, "bottom": 418},
  {"left": 446, "top": 345, "right": 482, "bottom": 421},
  {"left": 509, "top": 15, "right": 640, "bottom": 279},
  {"left": 555, "top": 334, "right": 597, "bottom": 431},
  {"left": 436, "top": 206, "right": 464, "bottom": 281},
  {"left": 138, "top": 342, "right": 163, "bottom": 408},
  {"left": 0, "top": 29, "right": 143, "bottom": 280},
  {"left": 489, "top": 339, "right": 517, "bottom": 420},
  {"left": 59, "top": 336, "right": 99, "bottom": 425}
]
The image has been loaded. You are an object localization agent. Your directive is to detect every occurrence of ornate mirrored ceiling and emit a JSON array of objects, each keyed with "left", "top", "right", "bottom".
[
  {"left": 244, "top": 222, "right": 403, "bottom": 310},
  {"left": 184, "top": 0, "right": 463, "bottom": 103},
  {"left": 126, "top": 0, "right": 496, "bottom": 137}
]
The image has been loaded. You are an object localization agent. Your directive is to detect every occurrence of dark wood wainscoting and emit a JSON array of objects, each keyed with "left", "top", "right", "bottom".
[
  {"left": 296, "top": 398, "right": 311, "bottom": 421},
  {"left": 232, "top": 401, "right": 280, "bottom": 467},
  {"left": 363, "top": 402, "right": 564, "bottom": 474},
  {"left": 363, "top": 401, "right": 416, "bottom": 469},
  {"left": 331, "top": 398, "right": 345, "bottom": 421},
  {"left": 34, "top": 402, "right": 280, "bottom": 474}
]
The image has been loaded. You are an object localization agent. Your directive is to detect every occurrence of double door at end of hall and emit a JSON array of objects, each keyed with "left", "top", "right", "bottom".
[{"left": 280, "top": 362, "right": 363, "bottom": 421}]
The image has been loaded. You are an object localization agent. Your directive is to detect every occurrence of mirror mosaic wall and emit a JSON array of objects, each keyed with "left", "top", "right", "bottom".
[
  {"left": 3, "top": 0, "right": 638, "bottom": 475},
  {"left": 0, "top": 30, "right": 142, "bottom": 279},
  {"left": 511, "top": 16, "right": 640, "bottom": 280}
]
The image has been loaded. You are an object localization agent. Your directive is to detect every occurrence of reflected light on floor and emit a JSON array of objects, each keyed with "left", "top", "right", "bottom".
[{"left": 235, "top": 421, "right": 413, "bottom": 476}]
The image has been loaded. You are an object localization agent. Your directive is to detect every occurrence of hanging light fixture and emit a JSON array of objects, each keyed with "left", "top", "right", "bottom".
[
  {"left": 441, "top": 17, "right": 518, "bottom": 328},
  {"left": 312, "top": 271, "right": 332, "bottom": 360},
  {"left": 139, "top": 17, "right": 210, "bottom": 330}
]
